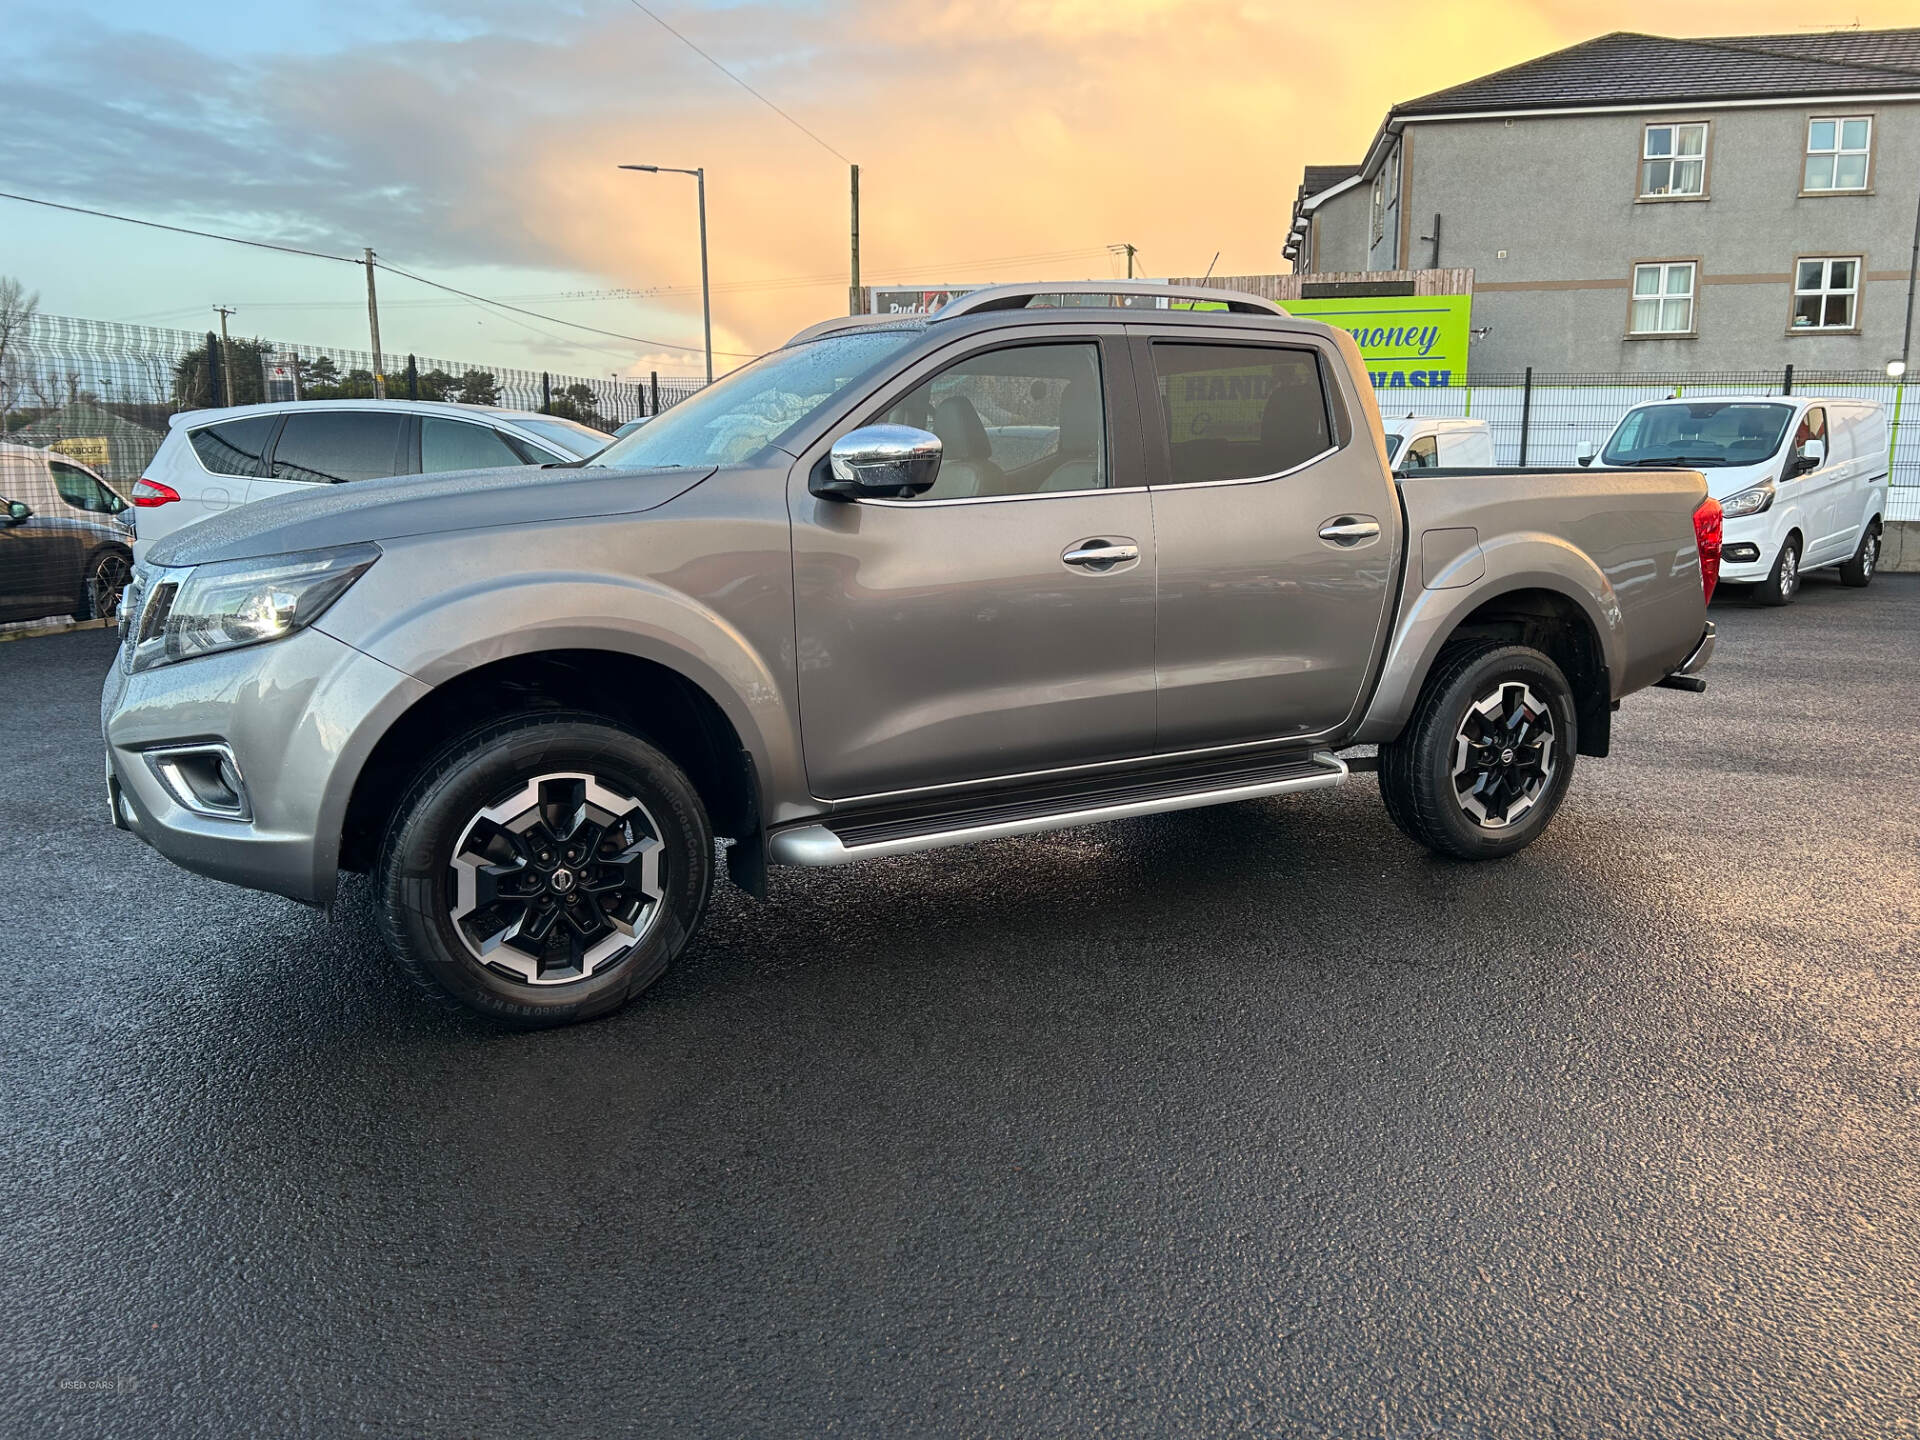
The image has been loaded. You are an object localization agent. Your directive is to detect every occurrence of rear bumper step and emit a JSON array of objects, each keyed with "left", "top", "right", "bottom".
[
  {"left": 1655, "top": 620, "right": 1715, "bottom": 693},
  {"left": 769, "top": 751, "right": 1348, "bottom": 867}
]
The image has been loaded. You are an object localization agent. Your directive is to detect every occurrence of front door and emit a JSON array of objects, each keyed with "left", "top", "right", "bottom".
[
  {"left": 1133, "top": 332, "right": 1400, "bottom": 751},
  {"left": 791, "top": 334, "right": 1158, "bottom": 800}
]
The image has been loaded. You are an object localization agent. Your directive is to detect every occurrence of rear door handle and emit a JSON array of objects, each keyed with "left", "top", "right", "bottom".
[
  {"left": 1318, "top": 516, "right": 1381, "bottom": 546},
  {"left": 1062, "top": 538, "right": 1141, "bottom": 570}
]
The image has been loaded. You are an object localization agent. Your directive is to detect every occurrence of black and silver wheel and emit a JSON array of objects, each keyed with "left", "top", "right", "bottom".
[
  {"left": 83, "top": 547, "right": 132, "bottom": 620},
  {"left": 1838, "top": 524, "right": 1879, "bottom": 588},
  {"left": 1758, "top": 534, "right": 1801, "bottom": 606},
  {"left": 376, "top": 714, "right": 713, "bottom": 1027},
  {"left": 1379, "top": 641, "right": 1577, "bottom": 860}
]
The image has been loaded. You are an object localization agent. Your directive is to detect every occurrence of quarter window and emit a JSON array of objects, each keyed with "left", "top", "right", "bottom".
[
  {"left": 1805, "top": 117, "right": 1871, "bottom": 191},
  {"left": 880, "top": 342, "right": 1106, "bottom": 501},
  {"left": 421, "top": 418, "right": 531, "bottom": 473},
  {"left": 1641, "top": 123, "right": 1707, "bottom": 197},
  {"left": 188, "top": 416, "right": 276, "bottom": 478},
  {"left": 1630, "top": 262, "right": 1696, "bottom": 335},
  {"left": 269, "top": 411, "right": 408, "bottom": 484},
  {"left": 1149, "top": 344, "right": 1333, "bottom": 486},
  {"left": 1792, "top": 258, "right": 1860, "bottom": 330}
]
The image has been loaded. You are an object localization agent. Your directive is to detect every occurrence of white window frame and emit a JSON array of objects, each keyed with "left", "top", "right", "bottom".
[
  {"left": 1629, "top": 262, "right": 1697, "bottom": 336},
  {"left": 1791, "top": 256, "right": 1861, "bottom": 331},
  {"left": 1640, "top": 122, "right": 1708, "bottom": 198},
  {"left": 1804, "top": 116, "right": 1872, "bottom": 192}
]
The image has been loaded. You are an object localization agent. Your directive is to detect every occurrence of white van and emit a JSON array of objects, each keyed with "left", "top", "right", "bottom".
[
  {"left": 1590, "top": 395, "right": 1887, "bottom": 604},
  {"left": 1380, "top": 416, "right": 1496, "bottom": 472}
]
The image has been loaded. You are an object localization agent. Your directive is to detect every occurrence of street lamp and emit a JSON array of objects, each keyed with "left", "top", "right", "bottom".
[
  {"left": 1889, "top": 359, "right": 1908, "bottom": 379},
  {"left": 619, "top": 164, "right": 712, "bottom": 384}
]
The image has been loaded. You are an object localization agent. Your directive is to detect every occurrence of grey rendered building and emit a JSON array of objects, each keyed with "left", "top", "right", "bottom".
[{"left": 1286, "top": 29, "right": 1920, "bottom": 373}]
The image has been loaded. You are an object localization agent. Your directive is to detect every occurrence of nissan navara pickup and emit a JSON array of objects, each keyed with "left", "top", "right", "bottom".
[{"left": 103, "top": 284, "right": 1721, "bottom": 1027}]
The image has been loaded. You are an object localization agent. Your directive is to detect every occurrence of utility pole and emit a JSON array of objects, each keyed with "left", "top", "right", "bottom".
[
  {"left": 849, "top": 163, "right": 862, "bottom": 315},
  {"left": 213, "top": 305, "right": 237, "bottom": 406},
  {"left": 363, "top": 247, "right": 386, "bottom": 399},
  {"left": 1108, "top": 243, "right": 1137, "bottom": 279}
]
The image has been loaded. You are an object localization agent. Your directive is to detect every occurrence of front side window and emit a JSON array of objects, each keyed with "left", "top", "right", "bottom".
[
  {"left": 188, "top": 416, "right": 276, "bottom": 477},
  {"left": 1641, "top": 123, "right": 1708, "bottom": 197},
  {"left": 879, "top": 342, "right": 1106, "bottom": 501},
  {"left": 1793, "top": 258, "right": 1860, "bottom": 330},
  {"left": 587, "top": 328, "right": 919, "bottom": 470},
  {"left": 1630, "top": 262, "right": 1696, "bottom": 335},
  {"left": 50, "top": 462, "right": 126, "bottom": 513},
  {"left": 1601, "top": 402, "right": 1794, "bottom": 468},
  {"left": 1805, "top": 117, "right": 1871, "bottom": 191},
  {"left": 269, "top": 411, "right": 408, "bottom": 484},
  {"left": 420, "top": 418, "right": 529, "bottom": 474},
  {"left": 1400, "top": 435, "right": 1440, "bottom": 470},
  {"left": 1149, "top": 344, "right": 1333, "bottom": 486},
  {"left": 1792, "top": 407, "right": 1829, "bottom": 459}
]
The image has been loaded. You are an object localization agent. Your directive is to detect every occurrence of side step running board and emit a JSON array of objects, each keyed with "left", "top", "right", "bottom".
[{"left": 769, "top": 751, "right": 1348, "bottom": 867}]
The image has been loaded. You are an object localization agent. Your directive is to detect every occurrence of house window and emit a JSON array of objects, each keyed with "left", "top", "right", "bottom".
[
  {"left": 1792, "top": 258, "right": 1860, "bottom": 330},
  {"left": 1804, "top": 117, "right": 1871, "bottom": 191},
  {"left": 1630, "top": 262, "right": 1696, "bottom": 334},
  {"left": 1641, "top": 123, "right": 1707, "bottom": 197},
  {"left": 1370, "top": 177, "right": 1385, "bottom": 246}
]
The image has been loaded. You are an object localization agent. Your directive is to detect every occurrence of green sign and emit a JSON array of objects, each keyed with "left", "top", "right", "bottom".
[{"left": 1277, "top": 294, "right": 1472, "bottom": 389}]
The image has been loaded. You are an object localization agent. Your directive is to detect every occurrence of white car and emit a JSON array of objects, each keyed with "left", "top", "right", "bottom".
[
  {"left": 128, "top": 400, "right": 611, "bottom": 562},
  {"left": 1591, "top": 395, "right": 1887, "bottom": 604},
  {"left": 1381, "top": 416, "right": 1496, "bottom": 472}
]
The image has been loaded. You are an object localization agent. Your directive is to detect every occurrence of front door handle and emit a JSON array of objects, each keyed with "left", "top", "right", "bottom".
[
  {"left": 1062, "top": 538, "right": 1141, "bottom": 570},
  {"left": 1318, "top": 516, "right": 1381, "bottom": 546}
]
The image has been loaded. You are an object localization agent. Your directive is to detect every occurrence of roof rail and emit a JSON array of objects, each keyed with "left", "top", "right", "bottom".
[
  {"left": 785, "top": 313, "right": 923, "bottom": 347},
  {"left": 930, "top": 281, "right": 1285, "bottom": 320}
]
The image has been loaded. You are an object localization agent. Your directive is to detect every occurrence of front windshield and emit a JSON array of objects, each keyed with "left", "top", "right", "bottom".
[
  {"left": 586, "top": 329, "right": 921, "bottom": 469},
  {"left": 1600, "top": 401, "right": 1793, "bottom": 468}
]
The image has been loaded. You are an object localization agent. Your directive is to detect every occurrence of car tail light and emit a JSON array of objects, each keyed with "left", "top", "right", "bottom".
[
  {"left": 131, "top": 477, "right": 180, "bottom": 507},
  {"left": 1693, "top": 496, "right": 1723, "bottom": 606}
]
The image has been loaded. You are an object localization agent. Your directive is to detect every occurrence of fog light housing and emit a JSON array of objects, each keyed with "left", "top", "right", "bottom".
[
  {"left": 144, "top": 743, "right": 251, "bottom": 820},
  {"left": 1722, "top": 542, "right": 1761, "bottom": 564}
]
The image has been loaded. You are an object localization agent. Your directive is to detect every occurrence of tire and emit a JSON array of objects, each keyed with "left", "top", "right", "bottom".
[
  {"left": 1757, "top": 534, "right": 1801, "bottom": 606},
  {"left": 375, "top": 712, "right": 714, "bottom": 1028},
  {"left": 1377, "top": 641, "right": 1577, "bottom": 861},
  {"left": 1838, "top": 524, "right": 1880, "bottom": 588},
  {"left": 81, "top": 546, "right": 133, "bottom": 620}
]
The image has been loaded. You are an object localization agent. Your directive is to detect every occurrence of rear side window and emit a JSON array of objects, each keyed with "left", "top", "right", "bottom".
[
  {"left": 270, "top": 412, "right": 408, "bottom": 484},
  {"left": 189, "top": 416, "right": 276, "bottom": 478},
  {"left": 1149, "top": 344, "right": 1333, "bottom": 485},
  {"left": 421, "top": 418, "right": 530, "bottom": 474}
]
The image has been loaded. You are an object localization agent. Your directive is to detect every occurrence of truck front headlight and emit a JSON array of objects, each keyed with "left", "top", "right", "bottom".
[
  {"left": 128, "top": 543, "right": 380, "bottom": 672},
  {"left": 1719, "top": 484, "right": 1775, "bottom": 518}
]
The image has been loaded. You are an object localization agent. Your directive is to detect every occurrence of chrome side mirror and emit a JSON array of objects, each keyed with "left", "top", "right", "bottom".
[{"left": 814, "top": 425, "right": 942, "bottom": 499}]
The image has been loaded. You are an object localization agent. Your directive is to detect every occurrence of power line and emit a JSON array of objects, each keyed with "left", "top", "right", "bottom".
[
  {"left": 0, "top": 190, "right": 360, "bottom": 265},
  {"left": 619, "top": 0, "right": 851, "bottom": 164},
  {"left": 372, "top": 261, "right": 760, "bottom": 357}
]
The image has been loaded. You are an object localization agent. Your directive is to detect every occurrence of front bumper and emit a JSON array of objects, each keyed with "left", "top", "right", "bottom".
[{"left": 101, "top": 624, "right": 429, "bottom": 906}]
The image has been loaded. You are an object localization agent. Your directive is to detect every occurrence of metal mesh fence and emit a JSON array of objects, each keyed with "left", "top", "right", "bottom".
[{"left": 0, "top": 313, "right": 707, "bottom": 490}]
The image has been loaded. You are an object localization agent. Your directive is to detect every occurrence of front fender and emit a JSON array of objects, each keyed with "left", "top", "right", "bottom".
[
  {"left": 1353, "top": 531, "right": 1625, "bottom": 744},
  {"left": 314, "top": 534, "right": 806, "bottom": 823}
]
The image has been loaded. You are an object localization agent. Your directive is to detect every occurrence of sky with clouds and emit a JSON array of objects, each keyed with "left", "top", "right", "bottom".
[{"left": 3, "top": 0, "right": 1916, "bottom": 378}]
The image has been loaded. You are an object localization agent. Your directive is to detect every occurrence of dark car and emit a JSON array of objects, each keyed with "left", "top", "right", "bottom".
[{"left": 0, "top": 444, "right": 134, "bottom": 623}]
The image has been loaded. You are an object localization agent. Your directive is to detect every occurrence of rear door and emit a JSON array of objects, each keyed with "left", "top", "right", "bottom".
[
  {"left": 1133, "top": 329, "right": 1401, "bottom": 751},
  {"left": 249, "top": 410, "right": 410, "bottom": 502},
  {"left": 790, "top": 330, "right": 1159, "bottom": 799}
]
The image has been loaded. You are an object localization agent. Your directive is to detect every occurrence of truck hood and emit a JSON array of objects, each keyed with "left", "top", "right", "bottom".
[{"left": 145, "top": 464, "right": 716, "bottom": 568}]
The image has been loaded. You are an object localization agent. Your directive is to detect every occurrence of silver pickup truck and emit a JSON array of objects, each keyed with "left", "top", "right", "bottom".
[{"left": 103, "top": 283, "right": 1720, "bottom": 1027}]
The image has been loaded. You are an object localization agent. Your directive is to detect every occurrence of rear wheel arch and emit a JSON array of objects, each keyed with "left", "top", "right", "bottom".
[
  {"left": 1434, "top": 587, "right": 1612, "bottom": 758},
  {"left": 340, "top": 649, "right": 760, "bottom": 880}
]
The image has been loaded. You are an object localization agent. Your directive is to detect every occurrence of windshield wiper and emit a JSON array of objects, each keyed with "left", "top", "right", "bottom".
[{"left": 1625, "top": 456, "right": 1713, "bottom": 467}]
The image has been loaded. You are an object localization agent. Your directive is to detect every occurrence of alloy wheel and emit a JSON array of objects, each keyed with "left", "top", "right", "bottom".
[
  {"left": 1779, "top": 543, "right": 1799, "bottom": 599},
  {"left": 1862, "top": 533, "right": 1878, "bottom": 578},
  {"left": 90, "top": 553, "right": 132, "bottom": 619},
  {"left": 447, "top": 772, "right": 666, "bottom": 985},
  {"left": 1451, "top": 682, "right": 1557, "bottom": 829}
]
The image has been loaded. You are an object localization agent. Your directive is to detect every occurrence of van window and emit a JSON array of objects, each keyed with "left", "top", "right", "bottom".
[
  {"left": 189, "top": 416, "right": 277, "bottom": 478},
  {"left": 1601, "top": 402, "right": 1793, "bottom": 468},
  {"left": 1400, "top": 435, "right": 1439, "bottom": 470},
  {"left": 50, "top": 461, "right": 126, "bottom": 514},
  {"left": 1149, "top": 344, "right": 1333, "bottom": 485},
  {"left": 269, "top": 412, "right": 408, "bottom": 484},
  {"left": 1792, "top": 408, "right": 1828, "bottom": 459}
]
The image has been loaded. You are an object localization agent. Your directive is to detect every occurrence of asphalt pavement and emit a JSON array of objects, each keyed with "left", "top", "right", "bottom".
[{"left": 5, "top": 574, "right": 1919, "bottom": 1439}]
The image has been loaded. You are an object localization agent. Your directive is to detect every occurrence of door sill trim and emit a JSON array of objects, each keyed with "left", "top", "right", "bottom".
[{"left": 770, "top": 751, "right": 1347, "bottom": 866}]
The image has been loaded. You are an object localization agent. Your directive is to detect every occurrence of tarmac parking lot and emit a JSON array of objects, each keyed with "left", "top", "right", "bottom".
[{"left": 6, "top": 575, "right": 1920, "bottom": 1439}]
